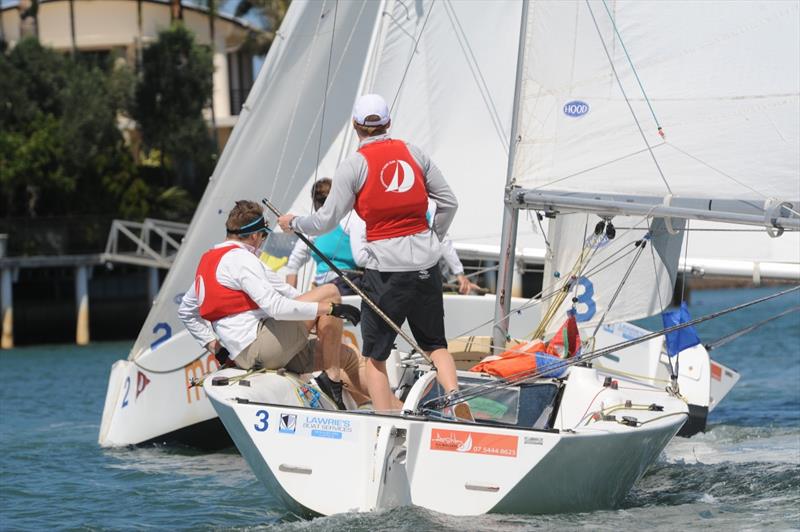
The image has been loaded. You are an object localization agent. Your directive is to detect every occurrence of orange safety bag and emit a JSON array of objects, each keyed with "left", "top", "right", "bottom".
[{"left": 470, "top": 314, "right": 581, "bottom": 379}]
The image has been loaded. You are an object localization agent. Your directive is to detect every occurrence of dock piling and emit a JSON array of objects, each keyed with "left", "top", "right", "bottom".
[
  {"left": 1, "top": 268, "right": 13, "bottom": 349},
  {"left": 75, "top": 265, "right": 92, "bottom": 346}
]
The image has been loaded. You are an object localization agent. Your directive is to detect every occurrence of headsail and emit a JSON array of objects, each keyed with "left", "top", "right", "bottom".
[
  {"left": 540, "top": 214, "right": 684, "bottom": 335},
  {"left": 129, "top": 0, "right": 382, "bottom": 360}
]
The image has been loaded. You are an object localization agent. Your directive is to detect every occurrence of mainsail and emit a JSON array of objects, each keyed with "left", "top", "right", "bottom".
[
  {"left": 336, "top": 0, "right": 799, "bottom": 275},
  {"left": 494, "top": 0, "right": 800, "bottom": 344},
  {"left": 513, "top": 0, "right": 799, "bottom": 202}
]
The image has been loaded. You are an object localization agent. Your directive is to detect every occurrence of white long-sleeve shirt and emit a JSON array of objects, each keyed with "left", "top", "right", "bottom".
[
  {"left": 292, "top": 134, "right": 458, "bottom": 272},
  {"left": 284, "top": 213, "right": 368, "bottom": 284},
  {"left": 178, "top": 241, "right": 318, "bottom": 359},
  {"left": 426, "top": 199, "right": 464, "bottom": 277}
]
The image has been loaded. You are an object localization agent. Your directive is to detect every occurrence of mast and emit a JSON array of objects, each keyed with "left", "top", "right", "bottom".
[{"left": 492, "top": 0, "right": 529, "bottom": 351}]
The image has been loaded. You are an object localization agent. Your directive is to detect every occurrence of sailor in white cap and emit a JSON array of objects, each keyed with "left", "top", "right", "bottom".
[{"left": 278, "top": 94, "right": 471, "bottom": 418}]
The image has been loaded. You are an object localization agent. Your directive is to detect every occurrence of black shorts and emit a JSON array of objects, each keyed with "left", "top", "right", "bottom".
[{"left": 360, "top": 266, "right": 447, "bottom": 362}]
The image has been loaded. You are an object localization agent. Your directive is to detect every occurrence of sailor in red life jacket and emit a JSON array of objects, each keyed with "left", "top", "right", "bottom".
[
  {"left": 178, "top": 200, "right": 366, "bottom": 409},
  {"left": 278, "top": 94, "right": 472, "bottom": 419}
]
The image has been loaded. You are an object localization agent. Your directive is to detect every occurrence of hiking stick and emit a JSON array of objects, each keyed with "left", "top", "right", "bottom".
[{"left": 262, "top": 198, "right": 432, "bottom": 364}]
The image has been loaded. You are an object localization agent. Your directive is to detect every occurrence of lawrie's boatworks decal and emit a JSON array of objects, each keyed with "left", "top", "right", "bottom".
[
  {"left": 261, "top": 410, "right": 355, "bottom": 441},
  {"left": 430, "top": 429, "right": 518, "bottom": 458}
]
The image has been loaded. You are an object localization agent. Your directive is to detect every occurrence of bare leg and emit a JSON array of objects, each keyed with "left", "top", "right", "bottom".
[
  {"left": 366, "top": 358, "right": 403, "bottom": 411},
  {"left": 430, "top": 347, "right": 473, "bottom": 421},
  {"left": 339, "top": 343, "right": 366, "bottom": 397},
  {"left": 295, "top": 284, "right": 342, "bottom": 381},
  {"left": 313, "top": 341, "right": 369, "bottom": 405},
  {"left": 430, "top": 348, "right": 458, "bottom": 393}
]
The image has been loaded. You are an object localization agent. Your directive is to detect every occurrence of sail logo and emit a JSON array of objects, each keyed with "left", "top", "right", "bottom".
[
  {"left": 563, "top": 100, "right": 589, "bottom": 117},
  {"left": 279, "top": 413, "right": 297, "bottom": 434},
  {"left": 430, "top": 429, "right": 518, "bottom": 457},
  {"left": 380, "top": 159, "right": 415, "bottom": 193}
]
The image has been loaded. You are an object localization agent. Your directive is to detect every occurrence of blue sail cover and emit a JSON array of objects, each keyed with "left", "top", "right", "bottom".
[{"left": 661, "top": 302, "right": 701, "bottom": 357}]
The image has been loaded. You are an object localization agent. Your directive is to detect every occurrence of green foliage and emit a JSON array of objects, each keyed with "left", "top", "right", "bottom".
[
  {"left": 0, "top": 39, "right": 136, "bottom": 218},
  {"left": 133, "top": 23, "right": 215, "bottom": 195},
  {"left": 235, "top": 0, "right": 290, "bottom": 55},
  {"left": 1, "top": 27, "right": 218, "bottom": 227}
]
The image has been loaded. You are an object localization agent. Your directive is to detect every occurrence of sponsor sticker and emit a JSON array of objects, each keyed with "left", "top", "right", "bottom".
[
  {"left": 563, "top": 100, "right": 589, "bottom": 117},
  {"left": 279, "top": 413, "right": 297, "bottom": 434},
  {"left": 302, "top": 415, "right": 353, "bottom": 440},
  {"left": 710, "top": 363, "right": 722, "bottom": 381},
  {"left": 524, "top": 436, "right": 543, "bottom": 446},
  {"left": 430, "top": 429, "right": 518, "bottom": 458}
]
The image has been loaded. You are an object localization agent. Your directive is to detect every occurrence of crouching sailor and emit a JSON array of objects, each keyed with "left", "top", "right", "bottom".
[
  {"left": 278, "top": 94, "right": 472, "bottom": 419},
  {"left": 178, "top": 199, "right": 366, "bottom": 409}
]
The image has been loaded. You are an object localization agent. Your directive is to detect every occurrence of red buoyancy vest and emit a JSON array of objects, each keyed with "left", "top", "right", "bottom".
[
  {"left": 354, "top": 139, "right": 430, "bottom": 241},
  {"left": 195, "top": 245, "right": 259, "bottom": 321}
]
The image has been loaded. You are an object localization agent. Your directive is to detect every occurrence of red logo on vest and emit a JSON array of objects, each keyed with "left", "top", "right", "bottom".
[
  {"left": 355, "top": 139, "right": 430, "bottom": 241},
  {"left": 380, "top": 159, "right": 416, "bottom": 193}
]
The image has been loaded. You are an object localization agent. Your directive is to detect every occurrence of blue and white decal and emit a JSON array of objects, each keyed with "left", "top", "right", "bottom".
[
  {"left": 279, "top": 413, "right": 297, "bottom": 434},
  {"left": 563, "top": 100, "right": 589, "bottom": 117},
  {"left": 302, "top": 415, "right": 353, "bottom": 441}
]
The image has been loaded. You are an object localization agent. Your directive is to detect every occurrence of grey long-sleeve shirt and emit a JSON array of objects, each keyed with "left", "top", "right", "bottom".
[{"left": 293, "top": 134, "right": 458, "bottom": 272}]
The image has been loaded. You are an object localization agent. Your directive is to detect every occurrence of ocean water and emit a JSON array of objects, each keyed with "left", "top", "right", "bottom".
[{"left": 1, "top": 287, "right": 798, "bottom": 530}]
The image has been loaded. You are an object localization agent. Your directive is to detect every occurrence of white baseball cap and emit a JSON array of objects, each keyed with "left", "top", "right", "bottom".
[{"left": 352, "top": 93, "right": 390, "bottom": 126}]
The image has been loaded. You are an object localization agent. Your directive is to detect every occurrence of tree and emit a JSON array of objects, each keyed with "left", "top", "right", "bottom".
[
  {"left": 0, "top": 39, "right": 138, "bottom": 218},
  {"left": 133, "top": 24, "right": 215, "bottom": 197},
  {"left": 18, "top": 0, "right": 39, "bottom": 39},
  {"left": 234, "top": 0, "right": 290, "bottom": 55}
]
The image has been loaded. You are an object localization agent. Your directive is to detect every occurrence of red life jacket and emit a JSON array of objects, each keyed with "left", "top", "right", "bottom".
[
  {"left": 195, "top": 245, "right": 259, "bottom": 321},
  {"left": 354, "top": 139, "right": 430, "bottom": 241}
]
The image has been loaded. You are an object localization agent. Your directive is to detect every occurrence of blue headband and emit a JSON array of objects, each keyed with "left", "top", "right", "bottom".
[{"left": 229, "top": 215, "right": 270, "bottom": 236}]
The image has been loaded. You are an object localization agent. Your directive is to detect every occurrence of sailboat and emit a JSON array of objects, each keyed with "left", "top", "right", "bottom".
[
  {"left": 99, "top": 0, "right": 798, "bottom": 452},
  {"left": 200, "top": 0, "right": 798, "bottom": 517}
]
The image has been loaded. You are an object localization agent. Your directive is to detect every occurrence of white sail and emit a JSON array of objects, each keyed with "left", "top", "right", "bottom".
[
  {"left": 512, "top": 0, "right": 799, "bottom": 204},
  {"left": 128, "top": 0, "right": 382, "bottom": 360},
  {"left": 358, "top": 0, "right": 548, "bottom": 248},
  {"left": 504, "top": 0, "right": 799, "bottom": 326},
  {"left": 352, "top": 0, "right": 798, "bottom": 270},
  {"left": 541, "top": 214, "right": 684, "bottom": 334}
]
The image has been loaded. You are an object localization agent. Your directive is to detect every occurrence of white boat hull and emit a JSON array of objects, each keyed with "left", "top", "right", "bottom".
[
  {"left": 205, "top": 366, "right": 687, "bottom": 516},
  {"left": 99, "top": 294, "right": 728, "bottom": 447}
]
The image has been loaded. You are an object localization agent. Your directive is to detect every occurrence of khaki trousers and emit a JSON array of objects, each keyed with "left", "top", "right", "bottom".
[{"left": 234, "top": 319, "right": 317, "bottom": 374}]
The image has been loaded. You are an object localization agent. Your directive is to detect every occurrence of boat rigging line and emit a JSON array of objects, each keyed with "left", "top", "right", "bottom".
[
  {"left": 261, "top": 197, "right": 432, "bottom": 364},
  {"left": 704, "top": 305, "right": 800, "bottom": 352},
  {"left": 312, "top": 0, "right": 339, "bottom": 189},
  {"left": 421, "top": 284, "right": 800, "bottom": 411},
  {"left": 585, "top": 0, "right": 672, "bottom": 194},
  {"left": 448, "top": 214, "right": 658, "bottom": 345},
  {"left": 389, "top": 1, "right": 435, "bottom": 113},
  {"left": 600, "top": 0, "right": 664, "bottom": 139}
]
